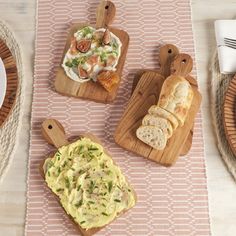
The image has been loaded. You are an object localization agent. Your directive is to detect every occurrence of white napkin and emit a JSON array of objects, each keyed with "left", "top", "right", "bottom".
[{"left": 215, "top": 20, "right": 236, "bottom": 74}]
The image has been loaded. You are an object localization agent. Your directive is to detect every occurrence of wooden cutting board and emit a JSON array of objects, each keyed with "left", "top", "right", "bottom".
[
  {"left": 0, "top": 39, "right": 18, "bottom": 128},
  {"left": 55, "top": 0, "right": 129, "bottom": 103},
  {"left": 40, "top": 119, "right": 136, "bottom": 236},
  {"left": 114, "top": 51, "right": 202, "bottom": 166},
  {"left": 131, "top": 44, "right": 196, "bottom": 156},
  {"left": 223, "top": 74, "right": 236, "bottom": 156}
]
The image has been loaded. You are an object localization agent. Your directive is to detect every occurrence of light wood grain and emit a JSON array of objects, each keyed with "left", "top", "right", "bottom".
[
  {"left": 0, "top": 40, "right": 18, "bottom": 127},
  {"left": 115, "top": 52, "right": 201, "bottom": 166},
  {"left": 55, "top": 1, "right": 129, "bottom": 103}
]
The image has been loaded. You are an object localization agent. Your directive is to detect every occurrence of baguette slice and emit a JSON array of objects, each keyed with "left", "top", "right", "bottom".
[
  {"left": 158, "top": 76, "right": 193, "bottom": 126},
  {"left": 142, "top": 114, "right": 173, "bottom": 138},
  {"left": 136, "top": 125, "right": 167, "bottom": 150},
  {"left": 148, "top": 105, "right": 179, "bottom": 130}
]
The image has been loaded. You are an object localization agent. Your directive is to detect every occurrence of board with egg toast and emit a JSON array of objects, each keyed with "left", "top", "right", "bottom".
[
  {"left": 39, "top": 119, "right": 137, "bottom": 236},
  {"left": 55, "top": 0, "right": 129, "bottom": 103},
  {"left": 114, "top": 45, "right": 202, "bottom": 166}
]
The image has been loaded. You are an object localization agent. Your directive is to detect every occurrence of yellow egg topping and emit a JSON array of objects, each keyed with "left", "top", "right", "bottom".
[{"left": 44, "top": 137, "right": 136, "bottom": 230}]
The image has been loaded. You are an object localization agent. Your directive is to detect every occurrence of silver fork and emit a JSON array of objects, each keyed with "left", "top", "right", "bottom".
[{"left": 224, "top": 37, "right": 236, "bottom": 49}]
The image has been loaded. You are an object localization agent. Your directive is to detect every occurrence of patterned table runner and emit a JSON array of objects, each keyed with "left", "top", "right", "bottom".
[{"left": 25, "top": 0, "right": 211, "bottom": 235}]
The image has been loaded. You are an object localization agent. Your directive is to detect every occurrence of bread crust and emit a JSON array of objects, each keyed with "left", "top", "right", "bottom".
[
  {"left": 158, "top": 76, "right": 193, "bottom": 126},
  {"left": 39, "top": 136, "right": 137, "bottom": 236},
  {"left": 148, "top": 105, "right": 179, "bottom": 130}
]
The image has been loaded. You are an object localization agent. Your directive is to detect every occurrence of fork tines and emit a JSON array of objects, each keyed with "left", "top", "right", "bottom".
[{"left": 224, "top": 37, "right": 236, "bottom": 49}]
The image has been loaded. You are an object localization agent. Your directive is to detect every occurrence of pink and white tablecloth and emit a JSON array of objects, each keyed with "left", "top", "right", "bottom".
[{"left": 25, "top": 0, "right": 211, "bottom": 235}]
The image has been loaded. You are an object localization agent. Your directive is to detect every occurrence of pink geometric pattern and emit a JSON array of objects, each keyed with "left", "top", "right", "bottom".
[{"left": 25, "top": 0, "right": 211, "bottom": 235}]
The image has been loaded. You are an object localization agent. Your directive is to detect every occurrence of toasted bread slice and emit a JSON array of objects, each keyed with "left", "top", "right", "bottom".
[
  {"left": 136, "top": 125, "right": 167, "bottom": 150},
  {"left": 148, "top": 105, "right": 179, "bottom": 130},
  {"left": 142, "top": 114, "right": 173, "bottom": 138},
  {"left": 158, "top": 76, "right": 193, "bottom": 126}
]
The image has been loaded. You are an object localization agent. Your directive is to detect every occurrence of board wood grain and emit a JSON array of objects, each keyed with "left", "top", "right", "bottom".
[
  {"left": 114, "top": 53, "right": 202, "bottom": 166},
  {"left": 40, "top": 119, "right": 136, "bottom": 236},
  {"left": 55, "top": 1, "right": 129, "bottom": 103},
  {"left": 0, "top": 39, "right": 18, "bottom": 128},
  {"left": 223, "top": 74, "right": 236, "bottom": 156}
]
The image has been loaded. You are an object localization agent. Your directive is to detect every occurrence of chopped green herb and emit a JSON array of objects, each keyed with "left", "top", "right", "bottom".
[
  {"left": 100, "top": 52, "right": 107, "bottom": 62},
  {"left": 75, "top": 199, "right": 83, "bottom": 208},
  {"left": 47, "top": 160, "right": 54, "bottom": 169},
  {"left": 62, "top": 161, "right": 67, "bottom": 168},
  {"left": 112, "top": 41, "right": 118, "bottom": 49},
  {"left": 80, "top": 220, "right": 86, "bottom": 224},
  {"left": 128, "top": 189, "right": 131, "bottom": 192},
  {"left": 88, "top": 146, "right": 99, "bottom": 151},
  {"left": 57, "top": 167, "right": 61, "bottom": 175},
  {"left": 56, "top": 188, "right": 64, "bottom": 192},
  {"left": 101, "top": 203, "right": 106, "bottom": 207},
  {"left": 47, "top": 171, "right": 51, "bottom": 177},
  {"left": 71, "top": 167, "right": 75, "bottom": 171},
  {"left": 114, "top": 199, "right": 121, "bottom": 203},
  {"left": 108, "top": 181, "right": 113, "bottom": 193},
  {"left": 88, "top": 180, "right": 95, "bottom": 194},
  {"left": 102, "top": 212, "right": 109, "bottom": 216},
  {"left": 71, "top": 58, "right": 79, "bottom": 67},
  {"left": 65, "top": 177, "right": 70, "bottom": 189},
  {"left": 68, "top": 158, "right": 72, "bottom": 161},
  {"left": 88, "top": 201, "right": 95, "bottom": 204},
  {"left": 77, "top": 185, "right": 81, "bottom": 191},
  {"left": 65, "top": 61, "right": 73, "bottom": 68},
  {"left": 82, "top": 26, "right": 93, "bottom": 36},
  {"left": 78, "top": 169, "right": 85, "bottom": 175},
  {"left": 100, "top": 162, "right": 105, "bottom": 169}
]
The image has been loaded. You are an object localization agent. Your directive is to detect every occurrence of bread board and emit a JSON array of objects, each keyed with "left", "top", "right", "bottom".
[
  {"left": 114, "top": 51, "right": 202, "bottom": 166},
  {"left": 40, "top": 119, "right": 136, "bottom": 236},
  {"left": 223, "top": 74, "right": 236, "bottom": 156},
  {"left": 0, "top": 39, "right": 18, "bottom": 128},
  {"left": 55, "top": 0, "right": 129, "bottom": 103},
  {"left": 131, "top": 44, "right": 196, "bottom": 156}
]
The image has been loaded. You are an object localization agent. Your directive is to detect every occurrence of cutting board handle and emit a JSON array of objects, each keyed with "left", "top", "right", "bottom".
[
  {"left": 42, "top": 119, "right": 69, "bottom": 149},
  {"left": 159, "top": 44, "right": 179, "bottom": 78},
  {"left": 171, "top": 53, "right": 193, "bottom": 77},
  {"left": 96, "top": 0, "right": 116, "bottom": 28}
]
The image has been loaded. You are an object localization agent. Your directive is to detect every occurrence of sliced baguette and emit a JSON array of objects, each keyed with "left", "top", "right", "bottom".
[
  {"left": 142, "top": 114, "right": 173, "bottom": 138},
  {"left": 136, "top": 125, "right": 167, "bottom": 150},
  {"left": 158, "top": 76, "right": 193, "bottom": 126},
  {"left": 148, "top": 105, "right": 179, "bottom": 130}
]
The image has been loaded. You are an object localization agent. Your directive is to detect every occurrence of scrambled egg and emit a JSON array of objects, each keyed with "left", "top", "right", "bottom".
[{"left": 44, "top": 137, "right": 136, "bottom": 230}]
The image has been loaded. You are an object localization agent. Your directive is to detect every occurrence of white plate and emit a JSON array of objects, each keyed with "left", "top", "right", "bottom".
[{"left": 0, "top": 57, "right": 7, "bottom": 108}]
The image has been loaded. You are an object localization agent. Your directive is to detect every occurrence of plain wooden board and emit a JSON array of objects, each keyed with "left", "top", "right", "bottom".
[
  {"left": 40, "top": 119, "right": 137, "bottom": 236},
  {"left": 3, "top": 1, "right": 236, "bottom": 236},
  {"left": 0, "top": 40, "right": 18, "bottom": 127},
  {"left": 223, "top": 75, "right": 236, "bottom": 156},
  {"left": 114, "top": 70, "right": 202, "bottom": 166},
  {"left": 55, "top": 24, "right": 129, "bottom": 103}
]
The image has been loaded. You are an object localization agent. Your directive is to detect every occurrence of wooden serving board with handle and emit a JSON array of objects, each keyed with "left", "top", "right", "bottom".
[
  {"left": 40, "top": 119, "right": 136, "bottom": 236},
  {"left": 55, "top": 0, "right": 129, "bottom": 103},
  {"left": 114, "top": 48, "right": 202, "bottom": 166},
  {"left": 131, "top": 44, "right": 195, "bottom": 156}
]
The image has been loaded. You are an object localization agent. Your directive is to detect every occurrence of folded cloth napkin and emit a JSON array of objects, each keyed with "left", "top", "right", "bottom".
[{"left": 215, "top": 20, "right": 236, "bottom": 74}]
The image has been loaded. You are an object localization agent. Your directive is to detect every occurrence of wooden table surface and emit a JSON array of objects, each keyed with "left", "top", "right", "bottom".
[{"left": 0, "top": 0, "right": 236, "bottom": 235}]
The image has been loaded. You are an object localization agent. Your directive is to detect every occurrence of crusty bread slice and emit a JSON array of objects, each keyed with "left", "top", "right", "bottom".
[
  {"left": 39, "top": 136, "right": 137, "bottom": 236},
  {"left": 136, "top": 125, "right": 167, "bottom": 150},
  {"left": 157, "top": 76, "right": 193, "bottom": 126},
  {"left": 142, "top": 114, "right": 173, "bottom": 138},
  {"left": 148, "top": 105, "right": 179, "bottom": 130}
]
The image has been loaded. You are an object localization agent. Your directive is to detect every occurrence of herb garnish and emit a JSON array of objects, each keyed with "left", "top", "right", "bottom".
[
  {"left": 56, "top": 188, "right": 64, "bottom": 192},
  {"left": 77, "top": 185, "right": 81, "bottom": 191},
  {"left": 65, "top": 177, "right": 70, "bottom": 189},
  {"left": 75, "top": 199, "right": 83, "bottom": 208},
  {"left": 114, "top": 199, "right": 121, "bottom": 203},
  {"left": 108, "top": 181, "right": 113, "bottom": 193},
  {"left": 102, "top": 212, "right": 109, "bottom": 216},
  {"left": 80, "top": 220, "right": 86, "bottom": 224},
  {"left": 88, "top": 180, "right": 95, "bottom": 194}
]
